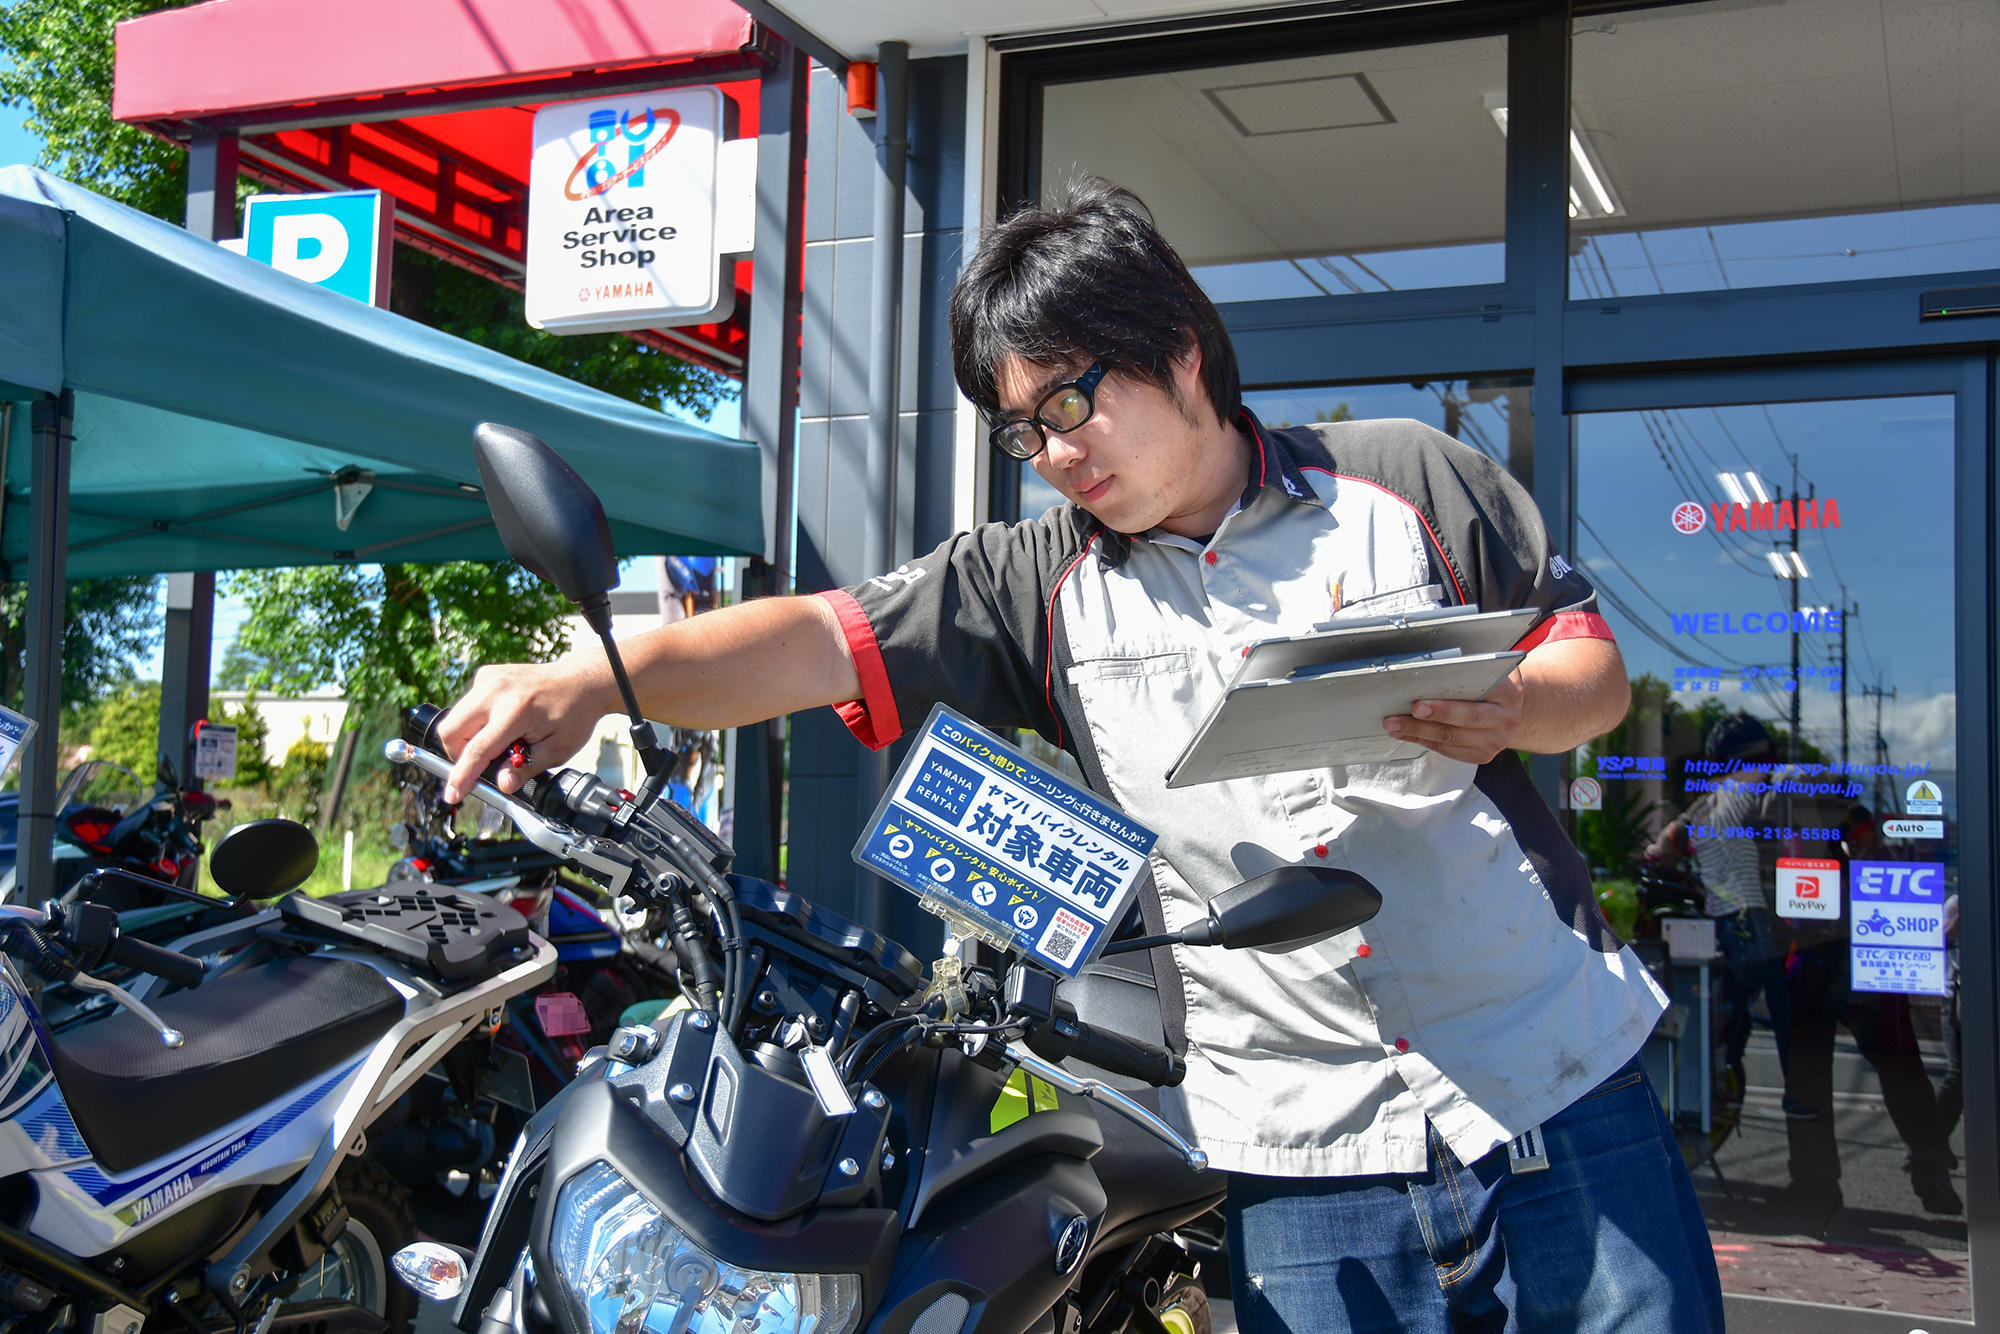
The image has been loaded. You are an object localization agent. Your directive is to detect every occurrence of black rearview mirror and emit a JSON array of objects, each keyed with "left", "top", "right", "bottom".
[
  {"left": 472, "top": 423, "right": 619, "bottom": 609},
  {"left": 1200, "top": 865, "right": 1382, "bottom": 953},
  {"left": 209, "top": 819, "right": 319, "bottom": 900}
]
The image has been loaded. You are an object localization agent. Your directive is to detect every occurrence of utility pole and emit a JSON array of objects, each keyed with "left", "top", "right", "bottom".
[
  {"left": 1781, "top": 476, "right": 1812, "bottom": 765},
  {"left": 1838, "top": 598, "right": 1854, "bottom": 767},
  {"left": 1860, "top": 677, "right": 1897, "bottom": 814}
]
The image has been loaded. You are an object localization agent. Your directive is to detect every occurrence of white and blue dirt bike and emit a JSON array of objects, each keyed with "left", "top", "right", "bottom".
[{"left": 0, "top": 815, "right": 555, "bottom": 1334}]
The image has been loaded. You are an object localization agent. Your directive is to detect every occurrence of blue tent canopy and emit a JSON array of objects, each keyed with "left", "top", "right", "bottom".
[{"left": 0, "top": 166, "right": 764, "bottom": 576}]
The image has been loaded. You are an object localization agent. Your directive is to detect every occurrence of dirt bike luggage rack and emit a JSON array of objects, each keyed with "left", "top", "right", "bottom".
[{"left": 279, "top": 885, "right": 534, "bottom": 983}]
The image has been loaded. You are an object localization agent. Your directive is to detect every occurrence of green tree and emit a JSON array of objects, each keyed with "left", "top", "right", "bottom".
[
  {"left": 271, "top": 728, "right": 331, "bottom": 825},
  {"left": 0, "top": 1, "right": 198, "bottom": 221},
  {"left": 0, "top": 577, "right": 160, "bottom": 720},
  {"left": 217, "top": 694, "right": 272, "bottom": 790},
  {"left": 73, "top": 677, "right": 161, "bottom": 775},
  {"left": 226, "top": 561, "right": 574, "bottom": 735}
]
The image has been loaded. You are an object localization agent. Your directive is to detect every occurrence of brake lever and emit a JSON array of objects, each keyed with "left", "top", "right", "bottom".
[
  {"left": 1003, "top": 1041, "right": 1208, "bottom": 1172},
  {"left": 0, "top": 908, "right": 186, "bottom": 1049},
  {"left": 382, "top": 740, "right": 635, "bottom": 895},
  {"left": 66, "top": 972, "right": 185, "bottom": 1049}
]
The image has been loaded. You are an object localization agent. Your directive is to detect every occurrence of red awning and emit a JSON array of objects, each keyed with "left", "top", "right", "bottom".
[{"left": 113, "top": 0, "right": 772, "bottom": 374}]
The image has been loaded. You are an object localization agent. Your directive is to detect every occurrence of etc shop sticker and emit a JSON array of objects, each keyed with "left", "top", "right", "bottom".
[{"left": 1776, "top": 857, "right": 1841, "bottom": 920}]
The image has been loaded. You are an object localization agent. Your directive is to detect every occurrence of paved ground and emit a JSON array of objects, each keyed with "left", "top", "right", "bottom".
[{"left": 1686, "top": 1029, "right": 1970, "bottom": 1323}]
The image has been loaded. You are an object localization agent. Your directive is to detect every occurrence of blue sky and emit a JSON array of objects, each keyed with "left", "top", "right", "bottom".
[{"left": 0, "top": 93, "right": 40, "bottom": 169}]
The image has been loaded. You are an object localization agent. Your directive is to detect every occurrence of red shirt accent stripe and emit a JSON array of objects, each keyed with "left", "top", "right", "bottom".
[
  {"left": 1513, "top": 610, "right": 1616, "bottom": 652},
  {"left": 816, "top": 589, "right": 902, "bottom": 751}
]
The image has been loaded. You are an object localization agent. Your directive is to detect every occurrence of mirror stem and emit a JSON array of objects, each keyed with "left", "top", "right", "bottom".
[
  {"left": 1099, "top": 929, "right": 1183, "bottom": 957},
  {"left": 578, "top": 593, "right": 670, "bottom": 781}
]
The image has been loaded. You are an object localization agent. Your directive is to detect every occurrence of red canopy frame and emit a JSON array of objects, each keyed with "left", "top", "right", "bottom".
[{"left": 113, "top": 0, "right": 778, "bottom": 373}]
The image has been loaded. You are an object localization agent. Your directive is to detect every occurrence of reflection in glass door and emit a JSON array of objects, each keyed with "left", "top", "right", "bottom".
[{"left": 1573, "top": 394, "right": 1967, "bottom": 1322}]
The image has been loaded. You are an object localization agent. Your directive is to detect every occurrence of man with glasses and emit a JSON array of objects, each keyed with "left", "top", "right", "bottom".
[{"left": 440, "top": 177, "right": 1719, "bottom": 1332}]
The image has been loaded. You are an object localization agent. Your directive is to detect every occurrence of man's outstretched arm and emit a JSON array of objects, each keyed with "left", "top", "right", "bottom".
[{"left": 437, "top": 594, "right": 862, "bottom": 803}]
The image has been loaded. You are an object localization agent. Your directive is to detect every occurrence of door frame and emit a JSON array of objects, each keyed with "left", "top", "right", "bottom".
[{"left": 1570, "top": 353, "right": 1995, "bottom": 1329}]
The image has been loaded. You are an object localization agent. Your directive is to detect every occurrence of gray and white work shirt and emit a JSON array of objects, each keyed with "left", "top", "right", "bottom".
[{"left": 820, "top": 415, "right": 1667, "bottom": 1178}]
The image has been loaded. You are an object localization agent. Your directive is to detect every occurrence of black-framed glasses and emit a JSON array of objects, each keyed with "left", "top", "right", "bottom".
[{"left": 988, "top": 362, "right": 1108, "bottom": 460}]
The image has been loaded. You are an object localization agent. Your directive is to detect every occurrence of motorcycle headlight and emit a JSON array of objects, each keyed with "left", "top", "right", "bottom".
[{"left": 550, "top": 1162, "right": 862, "bottom": 1334}]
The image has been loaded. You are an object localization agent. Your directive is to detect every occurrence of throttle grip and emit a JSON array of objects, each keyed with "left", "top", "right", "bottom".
[
  {"left": 401, "top": 703, "right": 519, "bottom": 794},
  {"left": 106, "top": 933, "right": 206, "bottom": 989},
  {"left": 1063, "top": 1018, "right": 1186, "bottom": 1088}
]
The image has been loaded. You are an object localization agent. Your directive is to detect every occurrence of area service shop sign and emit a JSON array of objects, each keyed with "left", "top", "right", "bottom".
[
  {"left": 854, "top": 707, "right": 1157, "bottom": 978},
  {"left": 526, "top": 87, "right": 742, "bottom": 333}
]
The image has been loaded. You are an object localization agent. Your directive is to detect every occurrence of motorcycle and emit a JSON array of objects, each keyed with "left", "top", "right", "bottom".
[
  {"left": 385, "top": 423, "right": 1386, "bottom": 1334},
  {"left": 0, "top": 758, "right": 228, "bottom": 909},
  {"left": 0, "top": 813, "right": 556, "bottom": 1334}
]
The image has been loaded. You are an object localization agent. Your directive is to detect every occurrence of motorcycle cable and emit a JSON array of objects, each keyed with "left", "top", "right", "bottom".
[
  {"left": 848, "top": 1019, "right": 1027, "bottom": 1088},
  {"left": 835, "top": 1015, "right": 925, "bottom": 1081},
  {"left": 619, "top": 801, "right": 744, "bottom": 1024}
]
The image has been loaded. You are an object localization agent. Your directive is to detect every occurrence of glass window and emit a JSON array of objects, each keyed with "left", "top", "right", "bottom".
[
  {"left": 1575, "top": 393, "right": 1967, "bottom": 1321},
  {"left": 1245, "top": 378, "right": 1532, "bottom": 485},
  {"left": 1012, "top": 378, "right": 1531, "bottom": 522},
  {"left": 1570, "top": 1, "right": 2000, "bottom": 296},
  {"left": 1039, "top": 35, "right": 1509, "bottom": 303}
]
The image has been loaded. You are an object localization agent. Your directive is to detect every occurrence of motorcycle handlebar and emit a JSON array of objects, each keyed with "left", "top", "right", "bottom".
[
  {"left": 1055, "top": 1015, "right": 1185, "bottom": 1088},
  {"left": 107, "top": 933, "right": 206, "bottom": 990},
  {"left": 403, "top": 703, "right": 515, "bottom": 796}
]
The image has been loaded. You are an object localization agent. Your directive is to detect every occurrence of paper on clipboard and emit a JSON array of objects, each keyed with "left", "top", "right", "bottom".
[
  {"left": 1233, "top": 607, "right": 1538, "bottom": 685},
  {"left": 1167, "top": 606, "right": 1539, "bottom": 787}
]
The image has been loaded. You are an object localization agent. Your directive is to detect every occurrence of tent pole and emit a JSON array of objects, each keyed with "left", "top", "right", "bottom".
[
  {"left": 18, "top": 390, "right": 73, "bottom": 902},
  {"left": 158, "top": 128, "right": 240, "bottom": 786},
  {"left": 729, "top": 38, "right": 809, "bottom": 883}
]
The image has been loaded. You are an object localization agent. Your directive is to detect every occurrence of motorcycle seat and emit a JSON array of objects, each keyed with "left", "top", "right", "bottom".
[{"left": 47, "top": 955, "right": 404, "bottom": 1174}]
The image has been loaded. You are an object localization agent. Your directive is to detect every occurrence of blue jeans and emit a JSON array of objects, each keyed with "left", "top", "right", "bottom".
[{"left": 1227, "top": 1057, "right": 1723, "bottom": 1333}]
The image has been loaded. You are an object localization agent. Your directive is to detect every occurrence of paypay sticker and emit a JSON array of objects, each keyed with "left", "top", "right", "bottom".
[
  {"left": 1775, "top": 857, "right": 1841, "bottom": 920},
  {"left": 853, "top": 705, "right": 1156, "bottom": 977},
  {"left": 1849, "top": 860, "right": 1947, "bottom": 996}
]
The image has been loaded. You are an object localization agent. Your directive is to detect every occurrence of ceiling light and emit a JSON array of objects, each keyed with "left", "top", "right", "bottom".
[
  {"left": 1742, "top": 472, "right": 1770, "bottom": 504},
  {"left": 1487, "top": 101, "right": 1621, "bottom": 219},
  {"left": 1766, "top": 552, "right": 1793, "bottom": 579},
  {"left": 1568, "top": 130, "right": 1620, "bottom": 218},
  {"left": 1788, "top": 551, "right": 1811, "bottom": 579},
  {"left": 1715, "top": 472, "right": 1749, "bottom": 505}
]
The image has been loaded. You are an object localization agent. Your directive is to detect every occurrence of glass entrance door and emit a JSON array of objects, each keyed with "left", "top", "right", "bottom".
[{"left": 1570, "top": 369, "right": 1981, "bottom": 1326}]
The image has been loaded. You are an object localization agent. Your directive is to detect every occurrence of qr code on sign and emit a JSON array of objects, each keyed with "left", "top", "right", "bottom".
[{"left": 1039, "top": 909, "right": 1092, "bottom": 965}]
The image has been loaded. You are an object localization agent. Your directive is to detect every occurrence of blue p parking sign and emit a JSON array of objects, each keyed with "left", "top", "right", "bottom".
[{"left": 241, "top": 191, "right": 394, "bottom": 306}]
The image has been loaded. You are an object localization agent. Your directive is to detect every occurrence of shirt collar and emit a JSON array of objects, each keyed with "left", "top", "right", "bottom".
[
  {"left": 1070, "top": 406, "right": 1318, "bottom": 570},
  {"left": 1237, "top": 406, "right": 1319, "bottom": 510}
]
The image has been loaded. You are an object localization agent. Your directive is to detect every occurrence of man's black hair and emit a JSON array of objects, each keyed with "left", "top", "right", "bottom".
[{"left": 949, "top": 177, "right": 1241, "bottom": 428}]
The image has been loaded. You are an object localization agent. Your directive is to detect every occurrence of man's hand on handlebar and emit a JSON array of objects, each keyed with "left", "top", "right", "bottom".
[{"left": 437, "top": 657, "right": 612, "bottom": 805}]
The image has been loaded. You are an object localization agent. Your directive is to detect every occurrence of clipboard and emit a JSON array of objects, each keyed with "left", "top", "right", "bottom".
[
  {"left": 1165, "top": 606, "right": 1540, "bottom": 788},
  {"left": 1233, "top": 606, "right": 1539, "bottom": 685}
]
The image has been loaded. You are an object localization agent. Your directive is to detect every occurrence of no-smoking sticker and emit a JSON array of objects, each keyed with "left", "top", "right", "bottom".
[{"left": 1569, "top": 776, "right": 1602, "bottom": 811}]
